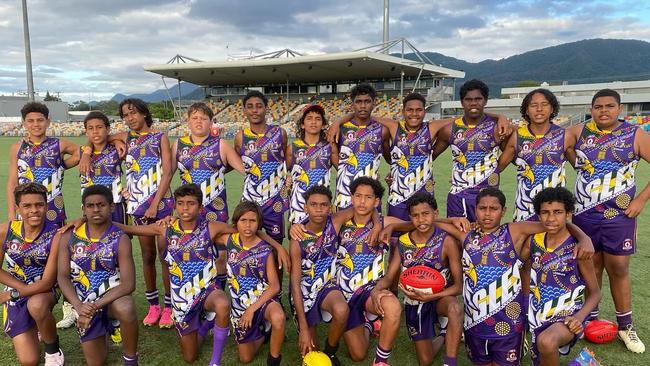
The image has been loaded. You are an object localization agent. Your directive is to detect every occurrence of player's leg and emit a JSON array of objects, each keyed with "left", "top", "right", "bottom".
[
  {"left": 437, "top": 296, "right": 463, "bottom": 365},
  {"left": 204, "top": 288, "right": 231, "bottom": 366},
  {"left": 138, "top": 230, "right": 161, "bottom": 325},
  {"left": 11, "top": 329, "right": 40, "bottom": 366},
  {"left": 320, "top": 290, "right": 349, "bottom": 351},
  {"left": 26, "top": 292, "right": 63, "bottom": 362},
  {"left": 343, "top": 325, "right": 370, "bottom": 362},
  {"left": 366, "top": 292, "right": 401, "bottom": 364},
  {"left": 178, "top": 331, "right": 201, "bottom": 363},
  {"left": 159, "top": 247, "right": 173, "bottom": 328},
  {"left": 264, "top": 301, "right": 285, "bottom": 364},
  {"left": 215, "top": 245, "right": 228, "bottom": 289},
  {"left": 108, "top": 295, "right": 139, "bottom": 364},
  {"left": 534, "top": 323, "right": 575, "bottom": 366},
  {"left": 405, "top": 301, "right": 440, "bottom": 366},
  {"left": 80, "top": 336, "right": 108, "bottom": 366}
]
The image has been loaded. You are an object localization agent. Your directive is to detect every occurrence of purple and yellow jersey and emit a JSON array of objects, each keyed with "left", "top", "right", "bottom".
[
  {"left": 336, "top": 217, "right": 387, "bottom": 301},
  {"left": 176, "top": 135, "right": 228, "bottom": 222},
  {"left": 296, "top": 218, "right": 339, "bottom": 313},
  {"left": 289, "top": 139, "right": 332, "bottom": 224},
  {"left": 389, "top": 121, "right": 435, "bottom": 207},
  {"left": 528, "top": 233, "right": 585, "bottom": 331},
  {"left": 125, "top": 131, "right": 174, "bottom": 217},
  {"left": 462, "top": 224, "right": 524, "bottom": 339},
  {"left": 226, "top": 233, "right": 273, "bottom": 325},
  {"left": 335, "top": 120, "right": 384, "bottom": 209},
  {"left": 449, "top": 116, "right": 500, "bottom": 195},
  {"left": 513, "top": 124, "right": 566, "bottom": 221},
  {"left": 2, "top": 221, "right": 57, "bottom": 286},
  {"left": 574, "top": 121, "right": 638, "bottom": 220},
  {"left": 80, "top": 144, "right": 123, "bottom": 204},
  {"left": 16, "top": 138, "right": 66, "bottom": 225},
  {"left": 163, "top": 219, "right": 217, "bottom": 323},
  {"left": 68, "top": 224, "right": 122, "bottom": 303},
  {"left": 240, "top": 126, "right": 289, "bottom": 213}
]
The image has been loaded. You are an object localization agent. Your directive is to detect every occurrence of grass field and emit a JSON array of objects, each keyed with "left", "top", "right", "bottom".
[{"left": 0, "top": 135, "right": 649, "bottom": 365}]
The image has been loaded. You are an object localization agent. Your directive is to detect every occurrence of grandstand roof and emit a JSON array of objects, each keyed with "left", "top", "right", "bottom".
[{"left": 143, "top": 50, "right": 465, "bottom": 86}]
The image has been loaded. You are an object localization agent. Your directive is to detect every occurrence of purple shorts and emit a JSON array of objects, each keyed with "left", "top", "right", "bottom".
[
  {"left": 78, "top": 307, "right": 115, "bottom": 343},
  {"left": 260, "top": 207, "right": 285, "bottom": 243},
  {"left": 464, "top": 331, "right": 524, "bottom": 366},
  {"left": 175, "top": 285, "right": 218, "bottom": 337},
  {"left": 387, "top": 202, "right": 410, "bottom": 222},
  {"left": 304, "top": 284, "right": 340, "bottom": 328},
  {"left": 405, "top": 301, "right": 440, "bottom": 341},
  {"left": 112, "top": 202, "right": 128, "bottom": 225},
  {"left": 573, "top": 214, "right": 636, "bottom": 255},
  {"left": 233, "top": 299, "right": 274, "bottom": 344},
  {"left": 446, "top": 191, "right": 477, "bottom": 222},
  {"left": 346, "top": 285, "right": 377, "bottom": 331},
  {"left": 530, "top": 319, "right": 583, "bottom": 366},
  {"left": 2, "top": 289, "right": 58, "bottom": 338}
]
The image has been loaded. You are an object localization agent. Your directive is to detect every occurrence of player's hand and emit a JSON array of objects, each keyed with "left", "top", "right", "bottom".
[
  {"left": 0, "top": 291, "right": 11, "bottom": 305},
  {"left": 326, "top": 123, "right": 341, "bottom": 143},
  {"left": 370, "top": 288, "right": 392, "bottom": 317},
  {"left": 368, "top": 223, "right": 382, "bottom": 247},
  {"left": 78, "top": 153, "right": 92, "bottom": 175},
  {"left": 156, "top": 215, "right": 178, "bottom": 227},
  {"left": 276, "top": 246, "right": 291, "bottom": 274},
  {"left": 121, "top": 190, "right": 131, "bottom": 200},
  {"left": 496, "top": 116, "right": 514, "bottom": 142},
  {"left": 379, "top": 225, "right": 394, "bottom": 244},
  {"left": 285, "top": 175, "right": 293, "bottom": 190},
  {"left": 58, "top": 217, "right": 86, "bottom": 233},
  {"left": 625, "top": 197, "right": 647, "bottom": 218},
  {"left": 7, "top": 209, "right": 16, "bottom": 221},
  {"left": 564, "top": 316, "right": 583, "bottom": 335},
  {"left": 144, "top": 205, "right": 158, "bottom": 220},
  {"left": 77, "top": 314, "right": 91, "bottom": 330},
  {"left": 398, "top": 284, "right": 435, "bottom": 303},
  {"left": 298, "top": 329, "right": 315, "bottom": 356},
  {"left": 290, "top": 224, "right": 307, "bottom": 241},
  {"left": 238, "top": 309, "right": 254, "bottom": 330},
  {"left": 384, "top": 174, "right": 393, "bottom": 186},
  {"left": 573, "top": 236, "right": 594, "bottom": 260},
  {"left": 449, "top": 217, "right": 471, "bottom": 232},
  {"left": 77, "top": 302, "right": 98, "bottom": 318},
  {"left": 112, "top": 140, "right": 127, "bottom": 159}
]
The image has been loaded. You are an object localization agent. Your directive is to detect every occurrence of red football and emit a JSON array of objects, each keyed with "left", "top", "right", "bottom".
[
  {"left": 400, "top": 265, "right": 446, "bottom": 294},
  {"left": 585, "top": 319, "right": 618, "bottom": 344}
]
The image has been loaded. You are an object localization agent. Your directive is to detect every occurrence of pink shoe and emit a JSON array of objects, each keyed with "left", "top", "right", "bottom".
[
  {"left": 371, "top": 318, "right": 382, "bottom": 338},
  {"left": 372, "top": 363, "right": 390, "bottom": 366},
  {"left": 143, "top": 304, "right": 161, "bottom": 326},
  {"left": 158, "top": 307, "right": 174, "bottom": 328}
]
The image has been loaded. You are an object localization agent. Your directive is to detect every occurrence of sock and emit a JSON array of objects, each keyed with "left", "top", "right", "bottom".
[
  {"left": 43, "top": 336, "right": 60, "bottom": 354},
  {"left": 209, "top": 325, "right": 229, "bottom": 366},
  {"left": 374, "top": 345, "right": 392, "bottom": 364},
  {"left": 616, "top": 310, "right": 633, "bottom": 330},
  {"left": 443, "top": 355, "right": 457, "bottom": 366},
  {"left": 363, "top": 321, "right": 373, "bottom": 336},
  {"left": 164, "top": 293, "right": 172, "bottom": 309},
  {"left": 588, "top": 306, "right": 599, "bottom": 321},
  {"left": 122, "top": 353, "right": 138, "bottom": 366},
  {"left": 267, "top": 353, "right": 282, "bottom": 366},
  {"left": 323, "top": 340, "right": 339, "bottom": 357},
  {"left": 217, "top": 273, "right": 228, "bottom": 290},
  {"left": 145, "top": 289, "right": 159, "bottom": 306}
]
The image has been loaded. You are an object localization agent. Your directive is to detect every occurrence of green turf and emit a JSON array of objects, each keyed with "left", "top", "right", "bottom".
[{"left": 0, "top": 136, "right": 649, "bottom": 365}]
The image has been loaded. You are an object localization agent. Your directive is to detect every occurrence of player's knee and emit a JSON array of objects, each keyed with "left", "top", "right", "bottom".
[
  {"left": 381, "top": 295, "right": 401, "bottom": 320},
  {"left": 181, "top": 348, "right": 199, "bottom": 363},
  {"left": 238, "top": 352, "right": 255, "bottom": 364},
  {"left": 348, "top": 347, "right": 368, "bottom": 362},
  {"left": 17, "top": 352, "right": 39, "bottom": 366},
  {"left": 113, "top": 297, "right": 137, "bottom": 323},
  {"left": 270, "top": 309, "right": 285, "bottom": 330},
  {"left": 608, "top": 261, "right": 630, "bottom": 278},
  {"left": 27, "top": 296, "right": 51, "bottom": 320},
  {"left": 141, "top": 250, "right": 157, "bottom": 264},
  {"left": 417, "top": 353, "right": 434, "bottom": 366},
  {"left": 331, "top": 301, "right": 349, "bottom": 322},
  {"left": 536, "top": 331, "right": 558, "bottom": 354},
  {"left": 447, "top": 301, "right": 463, "bottom": 320}
]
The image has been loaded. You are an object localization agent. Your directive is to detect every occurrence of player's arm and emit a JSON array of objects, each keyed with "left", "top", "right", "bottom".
[
  {"left": 144, "top": 133, "right": 173, "bottom": 218},
  {"left": 520, "top": 237, "right": 532, "bottom": 297},
  {"left": 257, "top": 230, "right": 290, "bottom": 273},
  {"left": 564, "top": 124, "right": 581, "bottom": 167},
  {"left": 572, "top": 256, "right": 602, "bottom": 326},
  {"left": 220, "top": 139, "right": 245, "bottom": 174},
  {"left": 626, "top": 129, "right": 650, "bottom": 217},
  {"left": 170, "top": 139, "right": 179, "bottom": 177},
  {"left": 326, "top": 112, "right": 354, "bottom": 143},
  {"left": 427, "top": 118, "right": 453, "bottom": 141},
  {"left": 374, "top": 116, "right": 398, "bottom": 138},
  {"left": 381, "top": 125, "right": 392, "bottom": 164},
  {"left": 60, "top": 139, "right": 81, "bottom": 169},
  {"left": 0, "top": 223, "right": 32, "bottom": 292},
  {"left": 380, "top": 221, "right": 414, "bottom": 243},
  {"left": 433, "top": 221, "right": 468, "bottom": 247},
  {"left": 285, "top": 143, "right": 294, "bottom": 171},
  {"left": 281, "top": 127, "right": 290, "bottom": 161},
  {"left": 226, "top": 130, "right": 244, "bottom": 174},
  {"left": 19, "top": 232, "right": 62, "bottom": 297},
  {"left": 373, "top": 241, "right": 402, "bottom": 292},
  {"left": 440, "top": 236, "right": 463, "bottom": 297},
  {"left": 57, "top": 231, "right": 83, "bottom": 309},
  {"left": 208, "top": 221, "right": 237, "bottom": 242},
  {"left": 497, "top": 131, "right": 517, "bottom": 173},
  {"left": 329, "top": 142, "right": 339, "bottom": 167},
  {"left": 250, "top": 252, "right": 281, "bottom": 312},
  {"left": 6, "top": 143, "right": 19, "bottom": 219},
  {"left": 80, "top": 131, "right": 127, "bottom": 174},
  {"left": 487, "top": 113, "right": 514, "bottom": 142},
  {"left": 509, "top": 221, "right": 593, "bottom": 259},
  {"left": 93, "top": 234, "right": 136, "bottom": 309},
  {"left": 289, "top": 239, "right": 314, "bottom": 355},
  {"left": 431, "top": 124, "right": 451, "bottom": 159},
  {"left": 113, "top": 222, "right": 165, "bottom": 237}
]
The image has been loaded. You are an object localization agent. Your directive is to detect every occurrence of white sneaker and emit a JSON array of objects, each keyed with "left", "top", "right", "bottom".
[
  {"left": 44, "top": 349, "right": 65, "bottom": 366},
  {"left": 618, "top": 324, "right": 646, "bottom": 353},
  {"left": 56, "top": 302, "right": 77, "bottom": 329}
]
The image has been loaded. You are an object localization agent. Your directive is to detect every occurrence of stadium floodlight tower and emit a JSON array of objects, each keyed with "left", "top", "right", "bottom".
[{"left": 21, "top": 0, "right": 35, "bottom": 101}]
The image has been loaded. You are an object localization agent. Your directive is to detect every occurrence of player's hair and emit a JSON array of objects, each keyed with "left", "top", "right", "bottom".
[
  {"left": 82, "top": 185, "right": 113, "bottom": 205},
  {"left": 21, "top": 101, "right": 49, "bottom": 120},
  {"left": 303, "top": 185, "right": 332, "bottom": 203},
  {"left": 187, "top": 102, "right": 214, "bottom": 120},
  {"left": 119, "top": 98, "right": 154, "bottom": 127},
  {"left": 243, "top": 90, "right": 268, "bottom": 107},
  {"left": 520, "top": 89, "right": 560, "bottom": 123},
  {"left": 460, "top": 79, "right": 489, "bottom": 100},
  {"left": 232, "top": 200, "right": 263, "bottom": 231},
  {"left": 406, "top": 192, "right": 438, "bottom": 213},
  {"left": 591, "top": 89, "right": 621, "bottom": 105},
  {"left": 297, "top": 107, "right": 328, "bottom": 142},
  {"left": 173, "top": 184, "right": 203, "bottom": 205},
  {"left": 350, "top": 83, "right": 376, "bottom": 101},
  {"left": 402, "top": 92, "right": 426, "bottom": 108},
  {"left": 350, "top": 177, "right": 385, "bottom": 199},
  {"left": 476, "top": 187, "right": 506, "bottom": 208},
  {"left": 83, "top": 110, "right": 110, "bottom": 128},
  {"left": 533, "top": 187, "right": 575, "bottom": 214},
  {"left": 14, "top": 183, "right": 47, "bottom": 205}
]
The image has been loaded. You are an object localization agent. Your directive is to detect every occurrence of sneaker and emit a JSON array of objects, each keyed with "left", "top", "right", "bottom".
[
  {"left": 56, "top": 302, "right": 77, "bottom": 329},
  {"left": 158, "top": 307, "right": 174, "bottom": 328},
  {"left": 618, "top": 324, "right": 646, "bottom": 353},
  {"left": 568, "top": 347, "right": 602, "bottom": 366},
  {"left": 110, "top": 327, "right": 122, "bottom": 344},
  {"left": 372, "top": 363, "right": 390, "bottom": 366},
  {"left": 143, "top": 304, "right": 161, "bottom": 326},
  {"left": 44, "top": 349, "right": 65, "bottom": 366},
  {"left": 329, "top": 354, "right": 341, "bottom": 366}
]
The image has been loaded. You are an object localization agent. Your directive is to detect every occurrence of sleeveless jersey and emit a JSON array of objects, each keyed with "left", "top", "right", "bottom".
[
  {"left": 462, "top": 224, "right": 524, "bottom": 339},
  {"left": 337, "top": 217, "right": 387, "bottom": 301},
  {"left": 176, "top": 135, "right": 228, "bottom": 222},
  {"left": 16, "top": 138, "right": 66, "bottom": 225},
  {"left": 335, "top": 120, "right": 384, "bottom": 209},
  {"left": 68, "top": 224, "right": 122, "bottom": 303},
  {"left": 389, "top": 121, "right": 435, "bottom": 206},
  {"left": 80, "top": 144, "right": 123, "bottom": 204},
  {"left": 226, "top": 233, "right": 273, "bottom": 324},
  {"left": 296, "top": 218, "right": 339, "bottom": 313},
  {"left": 125, "top": 131, "right": 174, "bottom": 217},
  {"left": 528, "top": 233, "right": 585, "bottom": 331},
  {"left": 513, "top": 124, "right": 566, "bottom": 221},
  {"left": 289, "top": 139, "right": 332, "bottom": 224},
  {"left": 163, "top": 219, "right": 217, "bottom": 323},
  {"left": 240, "top": 126, "right": 289, "bottom": 213},
  {"left": 449, "top": 116, "right": 500, "bottom": 195},
  {"left": 574, "top": 121, "right": 638, "bottom": 220},
  {"left": 2, "top": 221, "right": 57, "bottom": 286}
]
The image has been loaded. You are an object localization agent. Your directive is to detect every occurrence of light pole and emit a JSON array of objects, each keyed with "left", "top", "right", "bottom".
[
  {"left": 22, "top": 0, "right": 35, "bottom": 101},
  {"left": 383, "top": 0, "right": 389, "bottom": 53}
]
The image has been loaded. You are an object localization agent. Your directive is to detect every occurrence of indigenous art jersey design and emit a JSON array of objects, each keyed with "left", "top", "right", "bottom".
[
  {"left": 337, "top": 217, "right": 387, "bottom": 301},
  {"left": 125, "top": 131, "right": 174, "bottom": 216},
  {"left": 397, "top": 228, "right": 449, "bottom": 305},
  {"left": 80, "top": 144, "right": 123, "bottom": 204},
  {"left": 574, "top": 121, "right": 638, "bottom": 220},
  {"left": 164, "top": 219, "right": 217, "bottom": 324},
  {"left": 2, "top": 221, "right": 57, "bottom": 286},
  {"left": 289, "top": 139, "right": 332, "bottom": 224},
  {"left": 177, "top": 135, "right": 228, "bottom": 222},
  {"left": 513, "top": 124, "right": 566, "bottom": 221},
  {"left": 449, "top": 117, "right": 500, "bottom": 195},
  {"left": 389, "top": 122, "right": 435, "bottom": 206},
  {"left": 68, "top": 224, "right": 122, "bottom": 303},
  {"left": 240, "top": 126, "right": 289, "bottom": 213},
  {"left": 296, "top": 218, "right": 339, "bottom": 313},
  {"left": 16, "top": 138, "right": 66, "bottom": 224},
  {"left": 462, "top": 224, "right": 524, "bottom": 339},
  {"left": 226, "top": 234, "right": 273, "bottom": 326},
  {"left": 335, "top": 120, "right": 384, "bottom": 209},
  {"left": 528, "top": 233, "right": 585, "bottom": 331}
]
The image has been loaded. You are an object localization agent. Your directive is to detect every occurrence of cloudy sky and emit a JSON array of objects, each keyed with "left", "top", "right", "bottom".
[{"left": 1, "top": 0, "right": 649, "bottom": 102}]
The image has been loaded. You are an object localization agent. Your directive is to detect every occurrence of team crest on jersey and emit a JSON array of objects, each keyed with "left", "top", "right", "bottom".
[
  {"left": 623, "top": 239, "right": 633, "bottom": 250},
  {"left": 585, "top": 135, "right": 597, "bottom": 147},
  {"left": 506, "top": 350, "right": 518, "bottom": 362},
  {"left": 455, "top": 130, "right": 465, "bottom": 140},
  {"left": 73, "top": 243, "right": 86, "bottom": 258},
  {"left": 521, "top": 141, "right": 532, "bottom": 153}
]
